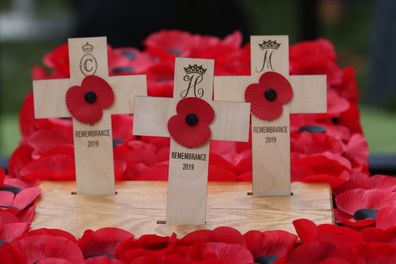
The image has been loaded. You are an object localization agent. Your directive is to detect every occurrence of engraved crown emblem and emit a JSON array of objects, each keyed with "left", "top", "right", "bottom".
[
  {"left": 258, "top": 40, "right": 281, "bottom": 50},
  {"left": 184, "top": 64, "right": 207, "bottom": 75},
  {"left": 82, "top": 42, "right": 94, "bottom": 53}
]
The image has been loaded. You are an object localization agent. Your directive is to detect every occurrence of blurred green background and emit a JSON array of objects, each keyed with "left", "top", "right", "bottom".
[{"left": 1, "top": 0, "right": 396, "bottom": 156}]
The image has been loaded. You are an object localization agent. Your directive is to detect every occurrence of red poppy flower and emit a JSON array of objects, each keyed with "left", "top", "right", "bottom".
[
  {"left": 144, "top": 30, "right": 196, "bottom": 62},
  {"left": 334, "top": 188, "right": 396, "bottom": 228},
  {"left": 42, "top": 43, "right": 70, "bottom": 77},
  {"left": 245, "top": 71, "right": 293, "bottom": 121},
  {"left": 111, "top": 47, "right": 154, "bottom": 76},
  {"left": 291, "top": 152, "right": 351, "bottom": 188},
  {"left": 78, "top": 227, "right": 134, "bottom": 259},
  {"left": 0, "top": 211, "right": 29, "bottom": 243},
  {"left": 243, "top": 230, "right": 297, "bottom": 263},
  {"left": 146, "top": 64, "right": 174, "bottom": 97},
  {"left": 19, "top": 150, "right": 75, "bottom": 181},
  {"left": 334, "top": 173, "right": 396, "bottom": 195},
  {"left": 167, "top": 97, "right": 215, "bottom": 148},
  {"left": 291, "top": 132, "right": 343, "bottom": 156},
  {"left": 12, "top": 233, "right": 84, "bottom": 263},
  {"left": 27, "top": 130, "right": 73, "bottom": 156},
  {"left": 66, "top": 75, "right": 114, "bottom": 124},
  {"left": 0, "top": 186, "right": 40, "bottom": 213}
]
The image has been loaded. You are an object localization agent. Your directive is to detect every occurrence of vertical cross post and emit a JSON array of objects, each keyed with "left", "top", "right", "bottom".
[
  {"left": 33, "top": 37, "right": 147, "bottom": 195},
  {"left": 214, "top": 35, "right": 327, "bottom": 196},
  {"left": 133, "top": 58, "right": 250, "bottom": 224}
]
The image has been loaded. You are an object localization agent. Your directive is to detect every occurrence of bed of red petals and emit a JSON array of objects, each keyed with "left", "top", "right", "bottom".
[{"left": 1, "top": 31, "right": 396, "bottom": 263}]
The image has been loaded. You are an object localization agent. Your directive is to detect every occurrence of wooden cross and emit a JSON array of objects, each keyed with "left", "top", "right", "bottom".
[
  {"left": 33, "top": 37, "right": 147, "bottom": 195},
  {"left": 133, "top": 58, "right": 250, "bottom": 224},
  {"left": 214, "top": 36, "right": 327, "bottom": 196}
]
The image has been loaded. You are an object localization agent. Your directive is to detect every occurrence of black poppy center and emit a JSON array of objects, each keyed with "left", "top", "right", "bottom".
[
  {"left": 84, "top": 91, "right": 97, "bottom": 104},
  {"left": 264, "top": 88, "right": 277, "bottom": 101},
  {"left": 86, "top": 253, "right": 114, "bottom": 259},
  {"left": 298, "top": 125, "right": 327, "bottom": 134},
  {"left": 353, "top": 208, "right": 378, "bottom": 220},
  {"left": 0, "top": 186, "right": 22, "bottom": 195},
  {"left": 255, "top": 256, "right": 279, "bottom": 264},
  {"left": 185, "top": 113, "right": 199, "bottom": 126}
]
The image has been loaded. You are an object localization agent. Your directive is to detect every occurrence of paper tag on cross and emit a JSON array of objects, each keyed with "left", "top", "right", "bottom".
[
  {"left": 133, "top": 58, "right": 250, "bottom": 224},
  {"left": 214, "top": 35, "right": 327, "bottom": 196},
  {"left": 33, "top": 37, "right": 147, "bottom": 195}
]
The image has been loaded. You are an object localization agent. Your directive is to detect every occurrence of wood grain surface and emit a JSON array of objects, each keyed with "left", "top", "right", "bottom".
[{"left": 32, "top": 181, "right": 333, "bottom": 237}]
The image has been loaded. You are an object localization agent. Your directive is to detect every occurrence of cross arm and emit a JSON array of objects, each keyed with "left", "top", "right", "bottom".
[
  {"left": 211, "top": 101, "right": 250, "bottom": 142},
  {"left": 133, "top": 96, "right": 250, "bottom": 143},
  {"left": 133, "top": 96, "right": 175, "bottom": 137},
  {"left": 109, "top": 75, "right": 147, "bottom": 115},
  {"left": 213, "top": 76, "right": 250, "bottom": 102},
  {"left": 33, "top": 79, "right": 71, "bottom": 118},
  {"left": 288, "top": 75, "right": 327, "bottom": 114}
]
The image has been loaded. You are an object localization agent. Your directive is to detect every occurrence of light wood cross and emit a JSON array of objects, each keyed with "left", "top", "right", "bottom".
[
  {"left": 133, "top": 58, "right": 250, "bottom": 224},
  {"left": 214, "top": 36, "right": 327, "bottom": 196},
  {"left": 33, "top": 37, "right": 147, "bottom": 195}
]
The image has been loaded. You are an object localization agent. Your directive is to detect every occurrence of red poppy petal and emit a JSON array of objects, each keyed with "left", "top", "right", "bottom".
[
  {"left": 317, "top": 224, "right": 364, "bottom": 246},
  {"left": 84, "top": 256, "right": 124, "bottom": 264},
  {"left": 81, "top": 75, "right": 114, "bottom": 109},
  {"left": 251, "top": 100, "right": 283, "bottom": 121},
  {"left": 259, "top": 71, "right": 293, "bottom": 104},
  {"left": 212, "top": 226, "right": 246, "bottom": 245},
  {"left": 244, "top": 230, "right": 297, "bottom": 258},
  {"left": 37, "top": 259, "right": 73, "bottom": 264},
  {"left": 203, "top": 242, "right": 254, "bottom": 263},
  {"left": 21, "top": 228, "right": 78, "bottom": 243},
  {"left": 12, "top": 234, "right": 84, "bottom": 263},
  {"left": 78, "top": 227, "right": 134, "bottom": 258},
  {"left": 246, "top": 82, "right": 284, "bottom": 121},
  {"left": 176, "top": 97, "right": 215, "bottom": 124},
  {"left": 286, "top": 241, "right": 335, "bottom": 264},
  {"left": 0, "top": 191, "right": 14, "bottom": 207},
  {"left": 168, "top": 115, "right": 211, "bottom": 148},
  {"left": 0, "top": 243, "right": 26, "bottom": 263},
  {"left": 376, "top": 207, "right": 396, "bottom": 229},
  {"left": 1, "top": 222, "right": 30, "bottom": 242},
  {"left": 13, "top": 187, "right": 41, "bottom": 210},
  {"left": 293, "top": 218, "right": 319, "bottom": 243}
]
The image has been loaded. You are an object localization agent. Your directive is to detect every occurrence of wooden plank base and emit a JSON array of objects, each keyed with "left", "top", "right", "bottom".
[{"left": 32, "top": 181, "right": 333, "bottom": 237}]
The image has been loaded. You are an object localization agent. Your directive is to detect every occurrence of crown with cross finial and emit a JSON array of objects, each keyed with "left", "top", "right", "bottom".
[
  {"left": 82, "top": 42, "right": 94, "bottom": 53},
  {"left": 184, "top": 64, "right": 207, "bottom": 75},
  {"left": 258, "top": 40, "right": 281, "bottom": 50}
]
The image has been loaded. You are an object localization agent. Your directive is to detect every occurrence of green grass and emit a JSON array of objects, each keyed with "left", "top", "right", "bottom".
[
  {"left": 0, "top": 113, "right": 20, "bottom": 155},
  {"left": 360, "top": 105, "right": 396, "bottom": 153}
]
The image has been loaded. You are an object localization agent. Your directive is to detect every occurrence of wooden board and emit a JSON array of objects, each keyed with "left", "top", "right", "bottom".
[{"left": 32, "top": 181, "right": 333, "bottom": 237}]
